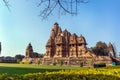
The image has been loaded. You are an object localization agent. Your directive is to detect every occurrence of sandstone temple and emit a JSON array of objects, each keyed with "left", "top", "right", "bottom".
[
  {"left": 44, "top": 23, "right": 88, "bottom": 58},
  {"left": 42, "top": 23, "right": 115, "bottom": 66},
  {"left": 22, "top": 23, "right": 119, "bottom": 66}
]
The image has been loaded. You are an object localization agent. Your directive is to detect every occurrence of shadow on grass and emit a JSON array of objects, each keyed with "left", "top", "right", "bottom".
[{"left": 0, "top": 66, "right": 61, "bottom": 75}]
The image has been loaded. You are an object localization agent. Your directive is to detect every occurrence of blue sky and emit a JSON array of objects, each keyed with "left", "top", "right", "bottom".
[{"left": 0, "top": 0, "right": 120, "bottom": 57}]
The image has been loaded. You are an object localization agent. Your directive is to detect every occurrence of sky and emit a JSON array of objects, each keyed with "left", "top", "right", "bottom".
[{"left": 0, "top": 0, "right": 120, "bottom": 57}]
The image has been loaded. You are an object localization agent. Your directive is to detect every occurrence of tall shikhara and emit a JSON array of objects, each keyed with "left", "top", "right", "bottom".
[{"left": 44, "top": 23, "right": 88, "bottom": 58}]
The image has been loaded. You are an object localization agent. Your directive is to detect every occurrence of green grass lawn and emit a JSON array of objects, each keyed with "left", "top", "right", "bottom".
[
  {"left": 0, "top": 63, "right": 119, "bottom": 76},
  {"left": 0, "top": 63, "right": 83, "bottom": 75}
]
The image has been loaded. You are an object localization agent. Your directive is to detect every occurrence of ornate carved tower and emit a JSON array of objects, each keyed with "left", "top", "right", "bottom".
[
  {"left": 44, "top": 37, "right": 55, "bottom": 58},
  {"left": 62, "top": 29, "right": 71, "bottom": 57},
  {"left": 69, "top": 33, "right": 78, "bottom": 57},
  {"left": 45, "top": 23, "right": 60, "bottom": 58},
  {"left": 54, "top": 33, "right": 66, "bottom": 57},
  {"left": 77, "top": 35, "right": 87, "bottom": 57}
]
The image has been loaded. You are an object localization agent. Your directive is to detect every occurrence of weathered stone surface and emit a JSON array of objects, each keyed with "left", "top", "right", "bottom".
[{"left": 44, "top": 23, "right": 88, "bottom": 58}]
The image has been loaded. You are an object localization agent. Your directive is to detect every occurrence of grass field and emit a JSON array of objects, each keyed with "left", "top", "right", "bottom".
[{"left": 0, "top": 63, "right": 83, "bottom": 75}]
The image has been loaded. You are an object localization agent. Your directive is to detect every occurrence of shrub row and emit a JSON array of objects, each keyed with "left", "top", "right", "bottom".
[
  {"left": 19, "top": 62, "right": 31, "bottom": 64},
  {"left": 0, "top": 68, "right": 120, "bottom": 80}
]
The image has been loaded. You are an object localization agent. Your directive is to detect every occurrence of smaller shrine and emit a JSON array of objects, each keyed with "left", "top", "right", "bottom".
[{"left": 22, "top": 43, "right": 40, "bottom": 63}]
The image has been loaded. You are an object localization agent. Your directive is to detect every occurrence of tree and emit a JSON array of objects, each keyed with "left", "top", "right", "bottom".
[
  {"left": 15, "top": 54, "right": 25, "bottom": 62},
  {"left": 3, "top": 0, "right": 11, "bottom": 11},
  {"left": 2, "top": 0, "right": 88, "bottom": 19},
  {"left": 38, "top": 0, "right": 89, "bottom": 19},
  {"left": 90, "top": 41, "right": 109, "bottom": 56},
  {"left": 60, "top": 60, "right": 63, "bottom": 66}
]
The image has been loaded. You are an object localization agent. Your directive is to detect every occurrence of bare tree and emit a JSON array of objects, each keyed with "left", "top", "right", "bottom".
[
  {"left": 37, "top": 0, "right": 89, "bottom": 19},
  {"left": 3, "top": 0, "right": 11, "bottom": 11},
  {"left": 2, "top": 0, "right": 88, "bottom": 19}
]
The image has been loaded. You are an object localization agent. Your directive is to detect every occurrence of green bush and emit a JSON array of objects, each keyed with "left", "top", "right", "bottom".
[
  {"left": 19, "top": 62, "right": 24, "bottom": 64},
  {"left": 19, "top": 62, "right": 30, "bottom": 64},
  {"left": 52, "top": 62, "right": 57, "bottom": 66},
  {"left": 79, "top": 61, "right": 83, "bottom": 67},
  {"left": 60, "top": 60, "right": 63, "bottom": 66}
]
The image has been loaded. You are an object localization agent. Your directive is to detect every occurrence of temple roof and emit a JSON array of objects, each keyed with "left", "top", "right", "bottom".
[
  {"left": 82, "top": 51, "right": 96, "bottom": 58},
  {"left": 50, "top": 23, "right": 61, "bottom": 39},
  {"left": 53, "top": 22, "right": 59, "bottom": 31},
  {"left": 55, "top": 34, "right": 65, "bottom": 45},
  {"left": 46, "top": 37, "right": 54, "bottom": 47},
  {"left": 69, "top": 33, "right": 78, "bottom": 44},
  {"left": 62, "top": 29, "right": 70, "bottom": 37},
  {"left": 27, "top": 43, "right": 32, "bottom": 48},
  {"left": 77, "top": 35, "right": 87, "bottom": 45},
  {"left": 54, "top": 22, "right": 59, "bottom": 25},
  {"left": 71, "top": 33, "right": 78, "bottom": 38},
  {"left": 26, "top": 43, "right": 33, "bottom": 51},
  {"left": 58, "top": 27, "right": 62, "bottom": 33},
  {"left": 63, "top": 29, "right": 68, "bottom": 33},
  {"left": 49, "top": 23, "right": 87, "bottom": 45}
]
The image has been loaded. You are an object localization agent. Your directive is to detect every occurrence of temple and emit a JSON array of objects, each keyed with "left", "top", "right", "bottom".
[
  {"left": 22, "top": 43, "right": 40, "bottom": 63},
  {"left": 44, "top": 23, "right": 88, "bottom": 58},
  {"left": 25, "top": 43, "right": 39, "bottom": 58},
  {"left": 22, "top": 23, "right": 119, "bottom": 66},
  {"left": 42, "top": 23, "right": 113, "bottom": 66}
]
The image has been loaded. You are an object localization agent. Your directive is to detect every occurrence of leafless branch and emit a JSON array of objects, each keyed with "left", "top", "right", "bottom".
[
  {"left": 3, "top": 0, "right": 11, "bottom": 11},
  {"left": 37, "top": 0, "right": 89, "bottom": 19}
]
